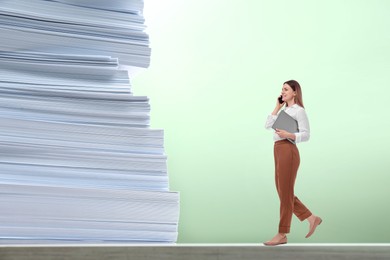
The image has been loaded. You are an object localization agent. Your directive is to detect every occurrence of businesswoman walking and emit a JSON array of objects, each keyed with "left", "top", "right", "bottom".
[{"left": 264, "top": 80, "right": 322, "bottom": 246}]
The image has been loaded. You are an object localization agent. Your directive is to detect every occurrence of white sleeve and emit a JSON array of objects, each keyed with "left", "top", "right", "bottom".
[
  {"left": 265, "top": 114, "right": 277, "bottom": 130},
  {"left": 294, "top": 109, "right": 310, "bottom": 143}
]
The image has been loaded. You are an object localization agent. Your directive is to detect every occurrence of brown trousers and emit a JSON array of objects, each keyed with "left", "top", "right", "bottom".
[{"left": 274, "top": 139, "right": 312, "bottom": 233}]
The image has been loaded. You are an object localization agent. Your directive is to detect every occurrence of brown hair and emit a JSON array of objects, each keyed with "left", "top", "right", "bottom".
[{"left": 284, "top": 80, "right": 304, "bottom": 108}]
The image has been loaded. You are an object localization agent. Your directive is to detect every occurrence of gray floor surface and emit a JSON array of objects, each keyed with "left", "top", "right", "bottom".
[{"left": 1, "top": 244, "right": 389, "bottom": 260}]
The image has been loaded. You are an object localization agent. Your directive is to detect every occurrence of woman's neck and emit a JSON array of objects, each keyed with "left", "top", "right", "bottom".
[{"left": 286, "top": 100, "right": 296, "bottom": 107}]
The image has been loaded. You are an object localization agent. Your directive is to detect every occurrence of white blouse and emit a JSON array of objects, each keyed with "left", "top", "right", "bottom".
[{"left": 264, "top": 104, "right": 310, "bottom": 143}]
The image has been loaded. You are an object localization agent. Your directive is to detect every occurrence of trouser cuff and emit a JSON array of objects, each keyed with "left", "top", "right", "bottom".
[
  {"left": 297, "top": 210, "right": 312, "bottom": 221},
  {"left": 278, "top": 226, "right": 290, "bottom": 234}
]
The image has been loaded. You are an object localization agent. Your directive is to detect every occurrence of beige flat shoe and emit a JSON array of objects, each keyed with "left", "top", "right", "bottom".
[
  {"left": 305, "top": 216, "right": 322, "bottom": 238},
  {"left": 263, "top": 235, "right": 287, "bottom": 246}
]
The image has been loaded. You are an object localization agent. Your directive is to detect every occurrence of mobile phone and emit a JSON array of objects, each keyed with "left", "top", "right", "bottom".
[{"left": 278, "top": 95, "right": 284, "bottom": 104}]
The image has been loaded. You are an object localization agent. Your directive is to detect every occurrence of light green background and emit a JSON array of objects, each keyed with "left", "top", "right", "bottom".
[{"left": 133, "top": 0, "right": 390, "bottom": 243}]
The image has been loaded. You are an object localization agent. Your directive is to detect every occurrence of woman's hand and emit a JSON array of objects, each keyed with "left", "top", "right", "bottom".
[
  {"left": 275, "top": 128, "right": 296, "bottom": 140},
  {"left": 271, "top": 96, "right": 285, "bottom": 115}
]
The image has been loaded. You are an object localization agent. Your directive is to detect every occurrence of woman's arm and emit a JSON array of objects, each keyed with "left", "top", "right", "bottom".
[
  {"left": 294, "top": 108, "right": 310, "bottom": 143},
  {"left": 265, "top": 98, "right": 285, "bottom": 129},
  {"left": 275, "top": 108, "right": 310, "bottom": 142},
  {"left": 275, "top": 128, "right": 296, "bottom": 140}
]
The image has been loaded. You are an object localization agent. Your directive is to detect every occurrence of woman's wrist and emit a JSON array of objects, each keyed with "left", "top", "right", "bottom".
[
  {"left": 288, "top": 133, "right": 296, "bottom": 140},
  {"left": 271, "top": 106, "right": 280, "bottom": 115}
]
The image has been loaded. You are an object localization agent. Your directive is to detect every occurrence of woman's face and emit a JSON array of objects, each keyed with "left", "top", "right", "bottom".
[{"left": 281, "top": 83, "right": 296, "bottom": 103}]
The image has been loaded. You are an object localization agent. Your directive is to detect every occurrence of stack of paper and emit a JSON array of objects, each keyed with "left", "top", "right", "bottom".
[
  {"left": 0, "top": 184, "right": 179, "bottom": 243},
  {"left": 0, "top": 0, "right": 150, "bottom": 68},
  {"left": 0, "top": 0, "right": 179, "bottom": 244}
]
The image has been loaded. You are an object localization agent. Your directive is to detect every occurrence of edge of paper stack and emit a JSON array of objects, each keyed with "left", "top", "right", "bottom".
[{"left": 0, "top": 0, "right": 180, "bottom": 244}]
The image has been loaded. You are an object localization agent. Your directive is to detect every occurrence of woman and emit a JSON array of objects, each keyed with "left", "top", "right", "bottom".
[{"left": 264, "top": 80, "right": 322, "bottom": 246}]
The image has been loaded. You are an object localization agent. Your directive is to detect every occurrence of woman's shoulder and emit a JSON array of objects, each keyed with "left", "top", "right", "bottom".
[
  {"left": 291, "top": 104, "right": 308, "bottom": 118},
  {"left": 292, "top": 104, "right": 305, "bottom": 111}
]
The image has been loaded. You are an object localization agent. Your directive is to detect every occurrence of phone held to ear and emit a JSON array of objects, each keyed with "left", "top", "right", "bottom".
[{"left": 278, "top": 95, "right": 284, "bottom": 104}]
